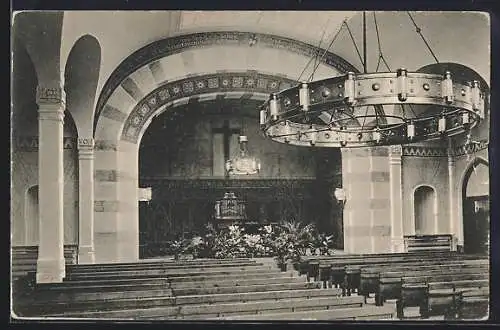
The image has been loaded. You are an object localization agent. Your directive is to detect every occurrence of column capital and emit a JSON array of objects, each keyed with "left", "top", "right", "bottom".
[
  {"left": 78, "top": 138, "right": 95, "bottom": 158},
  {"left": 36, "top": 85, "right": 66, "bottom": 108}
]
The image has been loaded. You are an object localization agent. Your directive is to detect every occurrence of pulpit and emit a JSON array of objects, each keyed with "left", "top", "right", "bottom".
[{"left": 213, "top": 192, "right": 247, "bottom": 229}]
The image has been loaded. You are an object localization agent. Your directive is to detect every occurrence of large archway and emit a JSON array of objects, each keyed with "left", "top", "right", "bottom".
[
  {"left": 92, "top": 32, "right": 353, "bottom": 262},
  {"left": 462, "top": 158, "right": 489, "bottom": 255}
]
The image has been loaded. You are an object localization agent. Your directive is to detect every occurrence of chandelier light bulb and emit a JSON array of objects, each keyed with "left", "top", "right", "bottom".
[
  {"left": 462, "top": 112, "right": 470, "bottom": 126},
  {"left": 407, "top": 121, "right": 415, "bottom": 139},
  {"left": 260, "top": 109, "right": 266, "bottom": 126},
  {"left": 299, "top": 82, "right": 310, "bottom": 111},
  {"left": 438, "top": 116, "right": 447, "bottom": 133},
  {"left": 373, "top": 129, "right": 382, "bottom": 143}
]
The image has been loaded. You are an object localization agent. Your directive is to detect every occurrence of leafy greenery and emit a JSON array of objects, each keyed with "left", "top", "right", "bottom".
[{"left": 165, "top": 221, "right": 336, "bottom": 264}]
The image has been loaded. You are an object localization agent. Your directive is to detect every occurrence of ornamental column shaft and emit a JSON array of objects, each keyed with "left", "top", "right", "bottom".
[
  {"left": 36, "top": 85, "right": 66, "bottom": 283},
  {"left": 78, "top": 138, "right": 96, "bottom": 264},
  {"left": 389, "top": 145, "right": 405, "bottom": 252}
]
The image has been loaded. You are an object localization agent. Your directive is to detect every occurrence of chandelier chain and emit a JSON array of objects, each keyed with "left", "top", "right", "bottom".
[
  {"left": 310, "top": 18, "right": 332, "bottom": 82},
  {"left": 304, "top": 20, "right": 346, "bottom": 82},
  {"left": 296, "top": 18, "right": 344, "bottom": 83},
  {"left": 344, "top": 21, "right": 364, "bottom": 70},
  {"left": 373, "top": 12, "right": 391, "bottom": 72},
  {"left": 407, "top": 11, "right": 440, "bottom": 64}
]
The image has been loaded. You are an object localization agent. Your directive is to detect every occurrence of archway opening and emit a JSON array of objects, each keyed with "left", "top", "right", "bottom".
[
  {"left": 137, "top": 98, "right": 342, "bottom": 258},
  {"left": 25, "top": 185, "right": 39, "bottom": 245},
  {"left": 462, "top": 159, "right": 489, "bottom": 255},
  {"left": 414, "top": 185, "right": 436, "bottom": 235}
]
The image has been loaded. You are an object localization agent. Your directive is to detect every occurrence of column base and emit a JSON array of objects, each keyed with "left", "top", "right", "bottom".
[
  {"left": 36, "top": 257, "right": 65, "bottom": 283},
  {"left": 78, "top": 245, "right": 95, "bottom": 264}
]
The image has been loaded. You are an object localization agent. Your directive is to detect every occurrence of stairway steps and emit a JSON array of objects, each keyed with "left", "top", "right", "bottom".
[
  {"left": 169, "top": 276, "right": 306, "bottom": 289},
  {"left": 34, "top": 281, "right": 170, "bottom": 293},
  {"left": 19, "top": 288, "right": 174, "bottom": 304},
  {"left": 17, "top": 295, "right": 177, "bottom": 316},
  {"left": 66, "top": 266, "right": 274, "bottom": 279},
  {"left": 166, "top": 270, "right": 290, "bottom": 282},
  {"left": 174, "top": 288, "right": 343, "bottom": 305},
  {"left": 66, "top": 258, "right": 254, "bottom": 271},
  {"left": 172, "top": 281, "right": 322, "bottom": 296},
  {"left": 213, "top": 305, "right": 397, "bottom": 320},
  {"left": 46, "top": 295, "right": 364, "bottom": 319}
]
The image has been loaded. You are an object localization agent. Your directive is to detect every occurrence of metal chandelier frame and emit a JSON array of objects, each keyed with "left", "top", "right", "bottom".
[{"left": 259, "top": 12, "right": 488, "bottom": 148}]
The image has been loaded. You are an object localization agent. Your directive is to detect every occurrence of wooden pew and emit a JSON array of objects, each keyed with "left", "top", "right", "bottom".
[
  {"left": 302, "top": 251, "right": 455, "bottom": 282},
  {"left": 359, "top": 258, "right": 488, "bottom": 300},
  {"left": 326, "top": 253, "right": 468, "bottom": 293},
  {"left": 456, "top": 287, "right": 489, "bottom": 319},
  {"left": 380, "top": 264, "right": 488, "bottom": 306},
  {"left": 398, "top": 272, "right": 489, "bottom": 318},
  {"left": 424, "top": 280, "right": 489, "bottom": 319}
]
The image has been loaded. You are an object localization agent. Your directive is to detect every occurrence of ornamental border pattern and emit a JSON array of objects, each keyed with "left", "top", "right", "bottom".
[
  {"left": 13, "top": 136, "right": 77, "bottom": 151},
  {"left": 401, "top": 140, "right": 489, "bottom": 157},
  {"left": 121, "top": 72, "right": 297, "bottom": 144},
  {"left": 95, "top": 31, "right": 359, "bottom": 131}
]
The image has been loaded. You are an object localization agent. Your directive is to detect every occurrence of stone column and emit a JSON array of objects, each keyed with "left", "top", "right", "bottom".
[
  {"left": 36, "top": 85, "right": 66, "bottom": 283},
  {"left": 389, "top": 145, "right": 405, "bottom": 252},
  {"left": 341, "top": 147, "right": 392, "bottom": 254},
  {"left": 78, "top": 137, "right": 96, "bottom": 263}
]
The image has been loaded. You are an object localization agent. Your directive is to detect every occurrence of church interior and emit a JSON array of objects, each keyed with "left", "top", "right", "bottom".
[{"left": 11, "top": 11, "right": 491, "bottom": 321}]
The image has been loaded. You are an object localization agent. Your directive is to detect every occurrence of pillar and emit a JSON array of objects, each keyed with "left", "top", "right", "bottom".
[
  {"left": 341, "top": 147, "right": 393, "bottom": 254},
  {"left": 36, "top": 85, "right": 66, "bottom": 283},
  {"left": 78, "top": 137, "right": 96, "bottom": 263},
  {"left": 389, "top": 145, "right": 405, "bottom": 252},
  {"left": 447, "top": 139, "right": 458, "bottom": 250}
]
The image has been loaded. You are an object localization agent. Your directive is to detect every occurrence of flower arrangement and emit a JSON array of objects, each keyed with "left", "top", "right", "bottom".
[{"left": 165, "top": 222, "right": 336, "bottom": 268}]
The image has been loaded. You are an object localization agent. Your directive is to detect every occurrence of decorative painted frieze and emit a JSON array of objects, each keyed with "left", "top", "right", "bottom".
[
  {"left": 13, "top": 136, "right": 77, "bottom": 151},
  {"left": 121, "top": 72, "right": 298, "bottom": 143}
]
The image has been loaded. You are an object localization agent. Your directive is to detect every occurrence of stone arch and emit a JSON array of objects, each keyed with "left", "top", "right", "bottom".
[
  {"left": 12, "top": 37, "right": 38, "bottom": 136},
  {"left": 12, "top": 11, "right": 64, "bottom": 86},
  {"left": 91, "top": 32, "right": 357, "bottom": 262},
  {"left": 64, "top": 34, "right": 102, "bottom": 136},
  {"left": 412, "top": 184, "right": 438, "bottom": 235},
  {"left": 93, "top": 31, "right": 359, "bottom": 136}
]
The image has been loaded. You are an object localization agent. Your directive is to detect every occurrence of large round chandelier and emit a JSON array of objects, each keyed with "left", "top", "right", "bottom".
[{"left": 259, "top": 12, "right": 487, "bottom": 148}]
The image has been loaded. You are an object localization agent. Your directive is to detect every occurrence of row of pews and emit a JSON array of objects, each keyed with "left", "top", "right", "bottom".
[
  {"left": 298, "top": 250, "right": 489, "bottom": 319},
  {"left": 13, "top": 258, "right": 396, "bottom": 320}
]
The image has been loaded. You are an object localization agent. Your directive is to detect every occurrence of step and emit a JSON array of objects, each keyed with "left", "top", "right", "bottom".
[
  {"left": 66, "top": 262, "right": 264, "bottom": 275},
  {"left": 175, "top": 288, "right": 343, "bottom": 305},
  {"left": 34, "top": 280, "right": 170, "bottom": 293},
  {"left": 169, "top": 276, "right": 306, "bottom": 289},
  {"left": 173, "top": 281, "right": 322, "bottom": 296},
  {"left": 66, "top": 258, "right": 254, "bottom": 271},
  {"left": 214, "top": 305, "right": 397, "bottom": 320},
  {"left": 17, "top": 295, "right": 177, "bottom": 316},
  {"left": 18, "top": 287, "right": 174, "bottom": 304},
  {"left": 49, "top": 295, "right": 365, "bottom": 319},
  {"left": 167, "top": 270, "right": 292, "bottom": 283},
  {"left": 20, "top": 288, "right": 343, "bottom": 316},
  {"left": 66, "top": 266, "right": 274, "bottom": 280}
]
